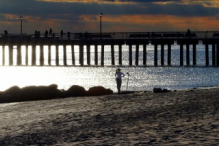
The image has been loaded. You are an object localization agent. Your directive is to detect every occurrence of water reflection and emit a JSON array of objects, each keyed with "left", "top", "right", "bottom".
[{"left": 0, "top": 66, "right": 218, "bottom": 93}]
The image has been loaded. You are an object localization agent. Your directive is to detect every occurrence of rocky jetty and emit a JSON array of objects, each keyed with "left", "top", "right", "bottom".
[{"left": 0, "top": 85, "right": 113, "bottom": 103}]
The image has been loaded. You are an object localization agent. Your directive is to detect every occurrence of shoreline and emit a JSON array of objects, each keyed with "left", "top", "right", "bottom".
[{"left": 0, "top": 87, "right": 219, "bottom": 145}]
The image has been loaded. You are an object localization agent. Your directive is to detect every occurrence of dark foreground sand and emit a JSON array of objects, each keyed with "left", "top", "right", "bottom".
[{"left": 0, "top": 88, "right": 219, "bottom": 145}]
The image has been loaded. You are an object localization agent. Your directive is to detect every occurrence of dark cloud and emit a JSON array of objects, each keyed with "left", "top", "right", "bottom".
[
  {"left": 0, "top": 0, "right": 217, "bottom": 17},
  {"left": 99, "top": 0, "right": 179, "bottom": 2},
  {"left": 0, "top": 0, "right": 218, "bottom": 33}
]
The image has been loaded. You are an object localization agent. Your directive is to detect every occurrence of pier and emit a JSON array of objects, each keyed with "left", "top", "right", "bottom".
[{"left": 0, "top": 31, "right": 219, "bottom": 67}]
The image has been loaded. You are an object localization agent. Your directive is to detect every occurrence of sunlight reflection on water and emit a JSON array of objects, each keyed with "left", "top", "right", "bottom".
[
  {"left": 0, "top": 44, "right": 218, "bottom": 92},
  {"left": 0, "top": 66, "right": 219, "bottom": 93}
]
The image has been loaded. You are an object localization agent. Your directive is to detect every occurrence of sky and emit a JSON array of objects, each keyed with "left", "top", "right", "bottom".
[{"left": 0, "top": 0, "right": 219, "bottom": 34}]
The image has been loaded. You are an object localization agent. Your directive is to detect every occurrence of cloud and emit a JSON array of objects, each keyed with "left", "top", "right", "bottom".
[
  {"left": 192, "top": 0, "right": 219, "bottom": 8},
  {"left": 154, "top": 0, "right": 219, "bottom": 8},
  {"left": 79, "top": 14, "right": 219, "bottom": 32},
  {"left": 0, "top": 0, "right": 218, "bottom": 17},
  {"left": 36, "top": 0, "right": 136, "bottom": 4},
  {"left": 0, "top": 0, "right": 218, "bottom": 33},
  {"left": 0, "top": 14, "right": 19, "bottom": 21}
]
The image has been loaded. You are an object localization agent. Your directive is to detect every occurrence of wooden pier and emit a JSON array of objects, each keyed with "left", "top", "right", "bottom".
[{"left": 0, "top": 31, "right": 219, "bottom": 67}]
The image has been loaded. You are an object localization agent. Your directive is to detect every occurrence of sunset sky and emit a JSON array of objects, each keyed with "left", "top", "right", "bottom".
[{"left": 0, "top": 0, "right": 219, "bottom": 34}]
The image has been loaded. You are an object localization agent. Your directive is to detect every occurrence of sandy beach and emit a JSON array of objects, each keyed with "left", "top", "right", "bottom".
[{"left": 0, "top": 88, "right": 219, "bottom": 145}]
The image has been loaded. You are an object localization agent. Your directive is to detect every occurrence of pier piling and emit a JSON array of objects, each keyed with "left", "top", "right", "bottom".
[
  {"left": 95, "top": 45, "right": 98, "bottom": 65},
  {"left": 186, "top": 43, "right": 190, "bottom": 66},
  {"left": 9, "top": 45, "right": 13, "bottom": 66},
  {"left": 143, "top": 44, "right": 147, "bottom": 65},
  {"left": 167, "top": 44, "right": 171, "bottom": 66},
  {"left": 56, "top": 44, "right": 59, "bottom": 66},
  {"left": 217, "top": 43, "right": 219, "bottom": 66},
  {"left": 63, "top": 45, "right": 67, "bottom": 66},
  {"left": 161, "top": 44, "right": 164, "bottom": 66},
  {"left": 40, "top": 45, "right": 44, "bottom": 66},
  {"left": 48, "top": 45, "right": 51, "bottom": 66},
  {"left": 32, "top": 45, "right": 36, "bottom": 66},
  {"left": 87, "top": 45, "right": 90, "bottom": 66},
  {"left": 71, "top": 45, "right": 75, "bottom": 66},
  {"left": 212, "top": 44, "right": 215, "bottom": 66},
  {"left": 111, "top": 45, "right": 115, "bottom": 65},
  {"left": 180, "top": 44, "right": 183, "bottom": 66},
  {"left": 193, "top": 44, "right": 196, "bottom": 66},
  {"left": 79, "top": 44, "right": 84, "bottom": 66},
  {"left": 135, "top": 45, "right": 139, "bottom": 66},
  {"left": 129, "top": 44, "right": 132, "bottom": 66},
  {"left": 26, "top": 46, "right": 29, "bottom": 65},
  {"left": 101, "top": 44, "right": 104, "bottom": 66},
  {"left": 154, "top": 44, "right": 158, "bottom": 66},
  {"left": 205, "top": 44, "right": 209, "bottom": 66}
]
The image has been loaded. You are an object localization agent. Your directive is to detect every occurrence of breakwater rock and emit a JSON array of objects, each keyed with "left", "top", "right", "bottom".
[
  {"left": 0, "top": 85, "right": 113, "bottom": 103},
  {"left": 153, "top": 88, "right": 171, "bottom": 93}
]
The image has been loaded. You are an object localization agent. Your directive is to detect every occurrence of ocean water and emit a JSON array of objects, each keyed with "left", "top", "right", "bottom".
[{"left": 0, "top": 43, "right": 218, "bottom": 92}]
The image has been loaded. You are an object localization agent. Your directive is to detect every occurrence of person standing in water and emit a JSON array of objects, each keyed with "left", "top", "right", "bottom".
[{"left": 115, "top": 68, "right": 125, "bottom": 94}]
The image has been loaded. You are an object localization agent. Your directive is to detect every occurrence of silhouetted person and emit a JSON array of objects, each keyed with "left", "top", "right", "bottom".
[
  {"left": 186, "top": 29, "right": 191, "bottom": 37},
  {"left": 45, "top": 30, "right": 48, "bottom": 38},
  {"left": 60, "top": 30, "right": 64, "bottom": 39},
  {"left": 67, "top": 32, "right": 71, "bottom": 40},
  {"left": 53, "top": 33, "right": 55, "bottom": 38},
  {"left": 4, "top": 30, "right": 8, "bottom": 37},
  {"left": 85, "top": 31, "right": 88, "bottom": 39},
  {"left": 49, "top": 28, "right": 53, "bottom": 36},
  {"left": 35, "top": 30, "right": 38, "bottom": 38},
  {"left": 38, "top": 31, "right": 41, "bottom": 38}
]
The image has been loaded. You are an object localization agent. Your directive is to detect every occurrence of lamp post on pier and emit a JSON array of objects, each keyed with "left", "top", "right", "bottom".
[
  {"left": 99, "top": 13, "right": 102, "bottom": 40},
  {"left": 20, "top": 16, "right": 23, "bottom": 37}
]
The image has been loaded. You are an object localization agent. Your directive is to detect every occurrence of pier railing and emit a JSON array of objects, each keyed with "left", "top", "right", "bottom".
[{"left": 1, "top": 31, "right": 219, "bottom": 40}]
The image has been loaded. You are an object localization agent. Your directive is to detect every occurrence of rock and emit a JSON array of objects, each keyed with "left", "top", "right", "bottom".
[
  {"left": 4, "top": 86, "right": 21, "bottom": 96},
  {"left": 0, "top": 85, "right": 59, "bottom": 103},
  {"left": 65, "top": 85, "right": 87, "bottom": 97},
  {"left": 0, "top": 84, "right": 113, "bottom": 103},
  {"left": 20, "top": 84, "right": 58, "bottom": 101},
  {"left": 5, "top": 86, "right": 21, "bottom": 98},
  {"left": 0, "top": 86, "right": 22, "bottom": 103},
  {"left": 153, "top": 88, "right": 163, "bottom": 93},
  {"left": 153, "top": 88, "right": 170, "bottom": 93},
  {"left": 87, "top": 86, "right": 113, "bottom": 96},
  {"left": 163, "top": 89, "right": 171, "bottom": 93}
]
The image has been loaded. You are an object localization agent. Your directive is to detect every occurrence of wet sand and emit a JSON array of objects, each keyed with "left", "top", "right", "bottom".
[{"left": 0, "top": 88, "right": 219, "bottom": 145}]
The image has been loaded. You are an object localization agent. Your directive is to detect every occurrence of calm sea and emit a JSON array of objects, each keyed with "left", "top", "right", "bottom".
[{"left": 0, "top": 43, "right": 218, "bottom": 92}]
